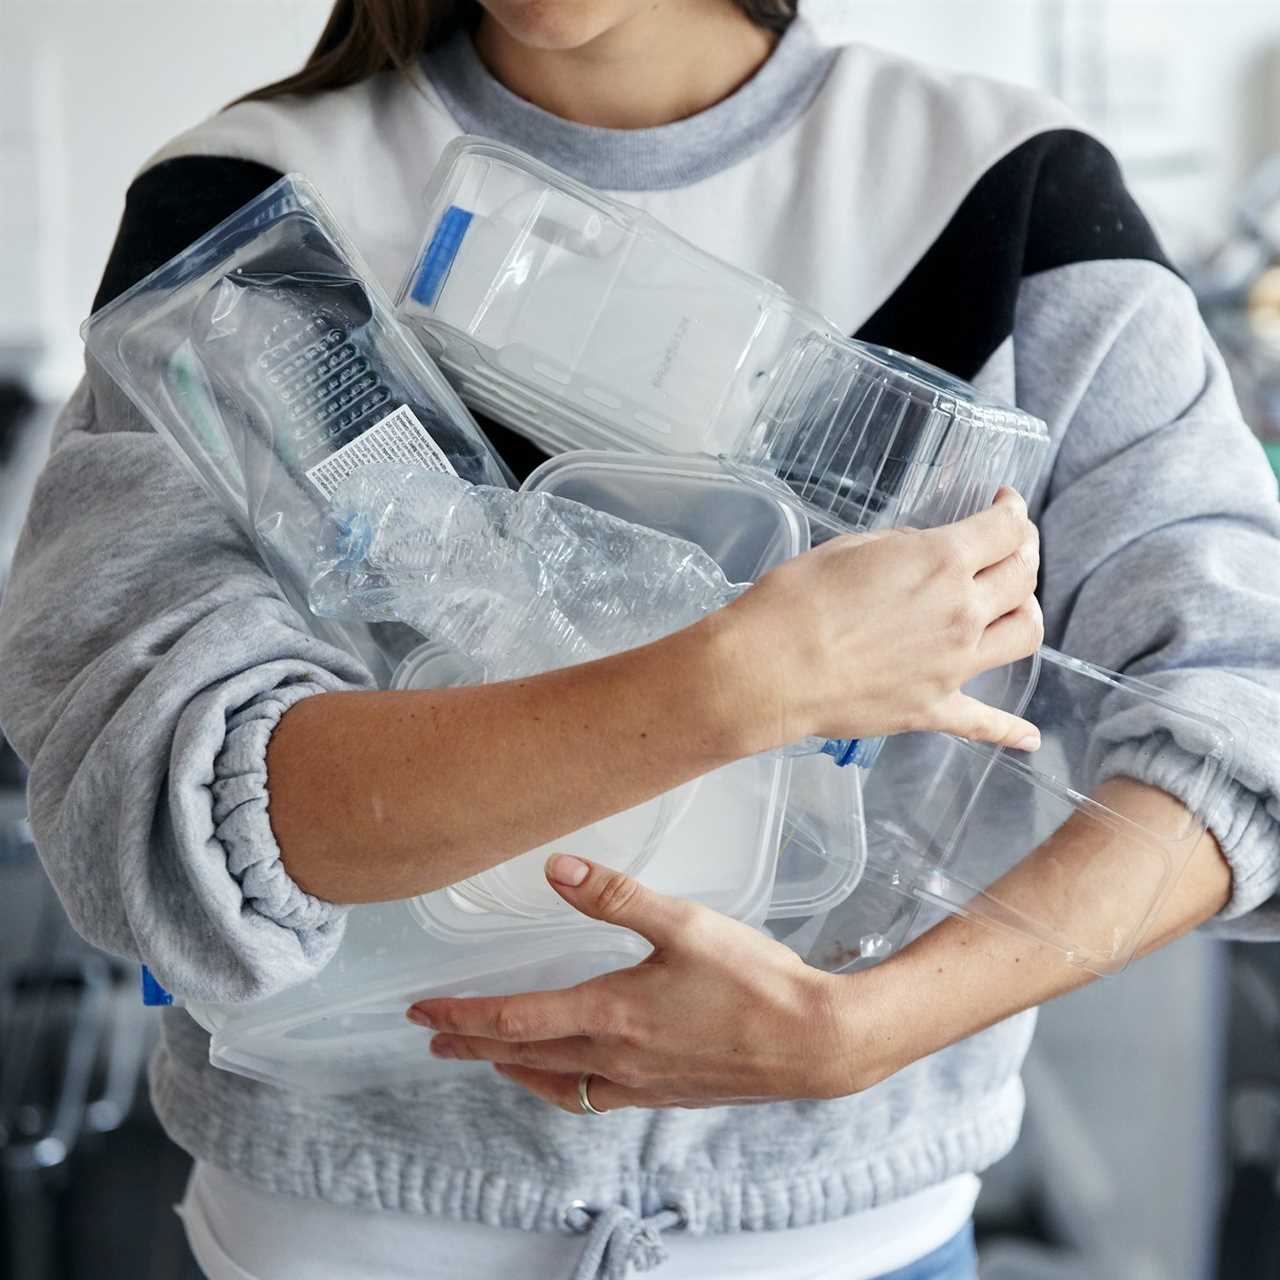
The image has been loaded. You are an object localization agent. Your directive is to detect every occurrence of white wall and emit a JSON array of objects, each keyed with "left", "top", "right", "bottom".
[
  {"left": 3, "top": 0, "right": 1280, "bottom": 397},
  {"left": 830, "top": 1, "right": 1280, "bottom": 258},
  {"left": 1, "top": 0, "right": 329, "bottom": 395}
]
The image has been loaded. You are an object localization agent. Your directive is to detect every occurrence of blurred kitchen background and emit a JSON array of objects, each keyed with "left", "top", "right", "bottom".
[{"left": 2, "top": 2, "right": 1279, "bottom": 1277}]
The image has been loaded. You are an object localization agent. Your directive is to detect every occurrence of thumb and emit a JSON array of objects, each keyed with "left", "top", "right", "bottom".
[{"left": 545, "top": 854, "right": 694, "bottom": 949}]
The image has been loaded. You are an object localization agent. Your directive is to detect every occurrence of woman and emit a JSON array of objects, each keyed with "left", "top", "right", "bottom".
[{"left": 2, "top": 2, "right": 1278, "bottom": 1278}]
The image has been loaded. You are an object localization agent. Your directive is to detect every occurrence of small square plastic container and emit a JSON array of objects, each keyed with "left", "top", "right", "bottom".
[
  {"left": 397, "top": 139, "right": 1050, "bottom": 538},
  {"left": 84, "top": 173, "right": 513, "bottom": 686},
  {"left": 785, "top": 648, "right": 1240, "bottom": 976},
  {"left": 406, "top": 449, "right": 865, "bottom": 935}
]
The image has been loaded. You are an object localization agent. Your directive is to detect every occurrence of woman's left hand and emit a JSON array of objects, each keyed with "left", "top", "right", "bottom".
[{"left": 407, "top": 854, "right": 896, "bottom": 1113}]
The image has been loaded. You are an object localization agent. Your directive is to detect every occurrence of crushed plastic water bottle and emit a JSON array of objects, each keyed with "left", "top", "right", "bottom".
[
  {"left": 309, "top": 464, "right": 873, "bottom": 765},
  {"left": 310, "top": 463, "right": 740, "bottom": 676}
]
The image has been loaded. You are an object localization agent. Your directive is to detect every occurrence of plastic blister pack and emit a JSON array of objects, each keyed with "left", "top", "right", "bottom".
[
  {"left": 84, "top": 173, "right": 513, "bottom": 685},
  {"left": 397, "top": 138, "right": 1050, "bottom": 539}
]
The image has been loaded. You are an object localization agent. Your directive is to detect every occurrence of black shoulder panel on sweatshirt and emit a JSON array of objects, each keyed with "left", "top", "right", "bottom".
[
  {"left": 853, "top": 129, "right": 1175, "bottom": 382},
  {"left": 92, "top": 156, "right": 286, "bottom": 313}
]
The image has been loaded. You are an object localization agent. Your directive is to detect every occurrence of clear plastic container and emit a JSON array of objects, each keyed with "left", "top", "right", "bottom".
[
  {"left": 397, "top": 138, "right": 1050, "bottom": 537},
  {"left": 191, "top": 909, "right": 650, "bottom": 1094},
  {"left": 84, "top": 173, "right": 513, "bottom": 686},
  {"left": 398, "top": 138, "right": 831, "bottom": 459},
  {"left": 726, "top": 333, "right": 1050, "bottom": 535},
  {"left": 785, "top": 648, "right": 1240, "bottom": 976},
  {"left": 389, "top": 639, "right": 692, "bottom": 922},
  {"left": 517, "top": 451, "right": 868, "bottom": 923}
]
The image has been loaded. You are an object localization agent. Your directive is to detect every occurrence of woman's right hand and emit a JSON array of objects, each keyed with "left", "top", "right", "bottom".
[{"left": 718, "top": 487, "right": 1043, "bottom": 751}]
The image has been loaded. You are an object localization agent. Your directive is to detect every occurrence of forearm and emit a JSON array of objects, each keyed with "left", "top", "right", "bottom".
[
  {"left": 267, "top": 612, "right": 766, "bottom": 903},
  {"left": 844, "top": 780, "right": 1232, "bottom": 1088}
]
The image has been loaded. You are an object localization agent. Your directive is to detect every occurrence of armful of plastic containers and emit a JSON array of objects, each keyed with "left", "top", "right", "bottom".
[{"left": 83, "top": 173, "right": 1041, "bottom": 906}]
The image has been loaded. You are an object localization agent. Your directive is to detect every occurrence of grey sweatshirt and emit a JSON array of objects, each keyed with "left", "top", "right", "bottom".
[{"left": 2, "top": 17, "right": 1279, "bottom": 1279}]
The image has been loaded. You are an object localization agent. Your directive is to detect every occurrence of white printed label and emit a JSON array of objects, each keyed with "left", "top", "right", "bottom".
[{"left": 305, "top": 405, "right": 457, "bottom": 500}]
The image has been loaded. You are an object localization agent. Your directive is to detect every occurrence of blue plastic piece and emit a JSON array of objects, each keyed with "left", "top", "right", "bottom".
[
  {"left": 140, "top": 965, "right": 173, "bottom": 1007},
  {"left": 820, "top": 736, "right": 884, "bottom": 769},
  {"left": 411, "top": 206, "right": 474, "bottom": 307}
]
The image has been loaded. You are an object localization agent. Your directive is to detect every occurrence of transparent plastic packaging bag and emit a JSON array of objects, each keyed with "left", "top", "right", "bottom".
[
  {"left": 397, "top": 138, "right": 1051, "bottom": 537},
  {"left": 83, "top": 173, "right": 513, "bottom": 685}
]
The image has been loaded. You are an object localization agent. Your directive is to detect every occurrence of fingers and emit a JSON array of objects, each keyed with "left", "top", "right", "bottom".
[
  {"left": 934, "top": 691, "right": 1040, "bottom": 751},
  {"left": 543, "top": 855, "right": 700, "bottom": 950},
  {"left": 429, "top": 1033, "right": 608, "bottom": 1074},
  {"left": 975, "top": 527, "right": 1039, "bottom": 618},
  {"left": 409, "top": 982, "right": 600, "bottom": 1042},
  {"left": 941, "top": 488, "right": 1032, "bottom": 573},
  {"left": 977, "top": 598, "right": 1044, "bottom": 669},
  {"left": 492, "top": 1064, "right": 660, "bottom": 1115}
]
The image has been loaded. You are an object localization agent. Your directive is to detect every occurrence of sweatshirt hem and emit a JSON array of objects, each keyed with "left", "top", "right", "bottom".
[{"left": 151, "top": 1044, "right": 1024, "bottom": 1235}]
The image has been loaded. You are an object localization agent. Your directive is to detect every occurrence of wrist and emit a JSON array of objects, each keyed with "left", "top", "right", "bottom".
[
  {"left": 814, "top": 962, "right": 924, "bottom": 1097},
  {"left": 690, "top": 601, "right": 793, "bottom": 757}
]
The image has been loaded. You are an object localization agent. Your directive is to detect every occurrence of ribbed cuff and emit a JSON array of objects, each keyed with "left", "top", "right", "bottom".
[
  {"left": 1099, "top": 733, "right": 1280, "bottom": 927},
  {"left": 211, "top": 680, "right": 349, "bottom": 934}
]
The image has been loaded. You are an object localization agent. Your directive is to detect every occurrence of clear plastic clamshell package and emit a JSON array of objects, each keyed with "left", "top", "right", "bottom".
[
  {"left": 83, "top": 173, "right": 514, "bottom": 687},
  {"left": 773, "top": 648, "right": 1240, "bottom": 976},
  {"left": 396, "top": 137, "right": 1051, "bottom": 537}
]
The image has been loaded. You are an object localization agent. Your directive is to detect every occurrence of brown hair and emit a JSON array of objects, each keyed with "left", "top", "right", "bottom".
[{"left": 239, "top": 0, "right": 797, "bottom": 103}]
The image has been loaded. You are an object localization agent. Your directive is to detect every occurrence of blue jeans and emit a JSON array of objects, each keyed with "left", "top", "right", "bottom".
[{"left": 874, "top": 1223, "right": 978, "bottom": 1280}]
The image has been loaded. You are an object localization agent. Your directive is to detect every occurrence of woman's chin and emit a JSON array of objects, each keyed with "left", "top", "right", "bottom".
[{"left": 478, "top": 0, "right": 649, "bottom": 51}]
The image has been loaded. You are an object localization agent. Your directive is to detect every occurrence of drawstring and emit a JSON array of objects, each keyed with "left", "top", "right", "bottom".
[{"left": 567, "top": 1203, "right": 686, "bottom": 1280}]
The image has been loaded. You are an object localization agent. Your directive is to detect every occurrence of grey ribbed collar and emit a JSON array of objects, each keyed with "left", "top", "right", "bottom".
[{"left": 422, "top": 19, "right": 837, "bottom": 192}]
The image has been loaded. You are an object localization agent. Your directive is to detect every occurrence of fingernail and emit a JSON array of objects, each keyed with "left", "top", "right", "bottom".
[
  {"left": 1014, "top": 731, "right": 1041, "bottom": 751},
  {"left": 547, "top": 854, "right": 590, "bottom": 887},
  {"left": 406, "top": 1007, "right": 434, "bottom": 1028},
  {"left": 430, "top": 1038, "right": 456, "bottom": 1059}
]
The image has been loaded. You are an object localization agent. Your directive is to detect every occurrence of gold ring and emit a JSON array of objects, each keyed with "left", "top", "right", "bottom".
[{"left": 577, "top": 1072, "right": 607, "bottom": 1116}]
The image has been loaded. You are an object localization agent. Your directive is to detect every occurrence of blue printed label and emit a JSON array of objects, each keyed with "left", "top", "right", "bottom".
[{"left": 410, "top": 206, "right": 474, "bottom": 308}]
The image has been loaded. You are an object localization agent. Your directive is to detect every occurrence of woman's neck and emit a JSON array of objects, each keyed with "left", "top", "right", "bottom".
[{"left": 472, "top": 3, "right": 778, "bottom": 129}]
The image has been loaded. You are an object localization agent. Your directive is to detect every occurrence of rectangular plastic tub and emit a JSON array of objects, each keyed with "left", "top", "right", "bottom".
[
  {"left": 515, "top": 451, "right": 867, "bottom": 924},
  {"left": 398, "top": 139, "right": 831, "bottom": 460},
  {"left": 397, "top": 138, "right": 1050, "bottom": 537},
  {"left": 778, "top": 648, "right": 1240, "bottom": 975},
  {"left": 83, "top": 172, "right": 512, "bottom": 686}
]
